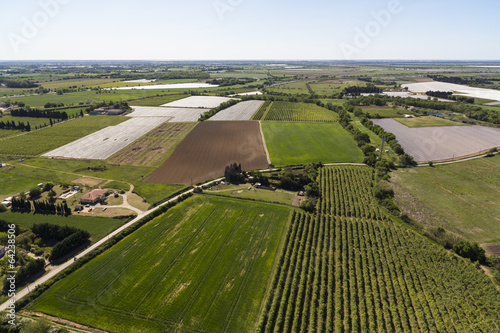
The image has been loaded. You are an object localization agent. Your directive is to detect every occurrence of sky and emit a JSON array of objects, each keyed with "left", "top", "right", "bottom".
[{"left": 1, "top": 0, "right": 499, "bottom": 61}]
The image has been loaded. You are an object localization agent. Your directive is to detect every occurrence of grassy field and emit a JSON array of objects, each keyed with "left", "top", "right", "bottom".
[
  {"left": 256, "top": 102, "right": 338, "bottom": 122},
  {"left": 107, "top": 122, "right": 196, "bottom": 167},
  {"left": 92, "top": 79, "right": 196, "bottom": 89},
  {"left": 206, "top": 184, "right": 297, "bottom": 205},
  {"left": 395, "top": 116, "right": 466, "bottom": 127},
  {"left": 0, "top": 211, "right": 126, "bottom": 243},
  {"left": 8, "top": 90, "right": 179, "bottom": 107},
  {"left": 40, "top": 78, "right": 119, "bottom": 89},
  {"left": 0, "top": 171, "right": 48, "bottom": 199},
  {"left": 0, "top": 116, "right": 126, "bottom": 156},
  {"left": 351, "top": 118, "right": 398, "bottom": 162},
  {"left": 28, "top": 195, "right": 291, "bottom": 333},
  {"left": 361, "top": 106, "right": 414, "bottom": 118},
  {"left": 129, "top": 94, "right": 189, "bottom": 106},
  {"left": 262, "top": 122, "right": 363, "bottom": 166},
  {"left": 392, "top": 155, "right": 500, "bottom": 243},
  {"left": 1, "top": 158, "right": 185, "bottom": 206}
]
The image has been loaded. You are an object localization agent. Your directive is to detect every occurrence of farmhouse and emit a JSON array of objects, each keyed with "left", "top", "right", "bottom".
[{"left": 80, "top": 189, "right": 107, "bottom": 205}]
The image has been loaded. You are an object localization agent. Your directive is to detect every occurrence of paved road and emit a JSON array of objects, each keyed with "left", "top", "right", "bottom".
[{"left": 0, "top": 178, "right": 222, "bottom": 312}]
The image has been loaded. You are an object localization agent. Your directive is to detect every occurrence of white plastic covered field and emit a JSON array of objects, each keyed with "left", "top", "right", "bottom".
[
  {"left": 128, "top": 106, "right": 205, "bottom": 122},
  {"left": 208, "top": 100, "right": 264, "bottom": 121},
  {"left": 42, "top": 117, "right": 172, "bottom": 160}
]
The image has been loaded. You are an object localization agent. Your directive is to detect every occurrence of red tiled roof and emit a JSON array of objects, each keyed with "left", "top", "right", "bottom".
[{"left": 81, "top": 189, "right": 107, "bottom": 202}]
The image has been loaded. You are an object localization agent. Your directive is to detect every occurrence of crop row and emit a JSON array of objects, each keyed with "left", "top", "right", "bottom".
[
  {"left": 255, "top": 102, "right": 338, "bottom": 122},
  {"left": 317, "top": 166, "right": 382, "bottom": 220},
  {"left": 257, "top": 211, "right": 500, "bottom": 333}
]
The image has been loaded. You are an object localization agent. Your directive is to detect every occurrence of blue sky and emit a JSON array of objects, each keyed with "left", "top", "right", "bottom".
[{"left": 1, "top": 0, "right": 499, "bottom": 60}]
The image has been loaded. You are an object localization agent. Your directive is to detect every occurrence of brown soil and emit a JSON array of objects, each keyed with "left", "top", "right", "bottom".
[{"left": 145, "top": 121, "right": 269, "bottom": 185}]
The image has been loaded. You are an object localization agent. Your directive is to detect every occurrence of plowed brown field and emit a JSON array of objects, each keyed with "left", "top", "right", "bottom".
[{"left": 144, "top": 121, "right": 269, "bottom": 185}]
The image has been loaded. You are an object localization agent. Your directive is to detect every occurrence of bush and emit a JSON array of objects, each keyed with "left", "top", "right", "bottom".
[
  {"left": 50, "top": 230, "right": 90, "bottom": 261},
  {"left": 453, "top": 240, "right": 486, "bottom": 264},
  {"left": 373, "top": 180, "right": 394, "bottom": 200},
  {"left": 29, "top": 187, "right": 42, "bottom": 199}
]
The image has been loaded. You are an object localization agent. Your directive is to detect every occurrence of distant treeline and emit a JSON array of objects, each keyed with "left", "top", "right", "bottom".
[
  {"left": 426, "top": 91, "right": 474, "bottom": 104},
  {"left": 10, "top": 108, "right": 69, "bottom": 120},
  {"left": 427, "top": 75, "right": 497, "bottom": 86},
  {"left": 341, "top": 84, "right": 382, "bottom": 97}
]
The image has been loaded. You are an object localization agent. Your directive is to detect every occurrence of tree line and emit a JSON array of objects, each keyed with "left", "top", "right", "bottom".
[
  {"left": 10, "top": 108, "right": 69, "bottom": 120},
  {"left": 10, "top": 197, "right": 71, "bottom": 216},
  {"left": 0, "top": 120, "right": 31, "bottom": 131}
]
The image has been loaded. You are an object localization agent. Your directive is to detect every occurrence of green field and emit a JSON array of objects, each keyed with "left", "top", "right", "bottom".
[
  {"left": 29, "top": 195, "right": 291, "bottom": 333},
  {"left": 40, "top": 78, "right": 119, "bottom": 89},
  {"left": 361, "top": 106, "right": 413, "bottom": 118},
  {"left": 0, "top": 171, "right": 48, "bottom": 198},
  {"left": 8, "top": 158, "right": 185, "bottom": 205},
  {"left": 262, "top": 122, "right": 363, "bottom": 166},
  {"left": 392, "top": 155, "right": 500, "bottom": 243},
  {"left": 395, "top": 116, "right": 466, "bottom": 127},
  {"left": 206, "top": 184, "right": 297, "bottom": 205},
  {"left": 0, "top": 116, "right": 126, "bottom": 156},
  {"left": 257, "top": 102, "right": 338, "bottom": 122},
  {"left": 0, "top": 211, "right": 126, "bottom": 243}
]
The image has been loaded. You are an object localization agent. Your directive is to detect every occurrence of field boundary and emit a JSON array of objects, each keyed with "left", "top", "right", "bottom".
[{"left": 259, "top": 121, "right": 272, "bottom": 165}]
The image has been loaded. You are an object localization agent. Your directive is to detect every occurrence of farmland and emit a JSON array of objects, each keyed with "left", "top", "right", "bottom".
[
  {"left": 208, "top": 100, "right": 264, "bottom": 121},
  {"left": 28, "top": 195, "right": 291, "bottom": 333},
  {"left": 145, "top": 121, "right": 269, "bottom": 184},
  {"left": 395, "top": 116, "right": 467, "bottom": 127},
  {"left": 392, "top": 155, "right": 500, "bottom": 243},
  {"left": 0, "top": 116, "right": 126, "bottom": 156},
  {"left": 257, "top": 166, "right": 500, "bottom": 332},
  {"left": 107, "top": 122, "right": 196, "bottom": 167},
  {"left": 42, "top": 116, "right": 172, "bottom": 160},
  {"left": 261, "top": 122, "right": 363, "bottom": 166},
  {"left": 255, "top": 102, "right": 338, "bottom": 122},
  {"left": 161, "top": 96, "right": 234, "bottom": 108},
  {"left": 127, "top": 106, "right": 205, "bottom": 122},
  {"left": 372, "top": 119, "right": 500, "bottom": 162},
  {"left": 403, "top": 81, "right": 500, "bottom": 102}
]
